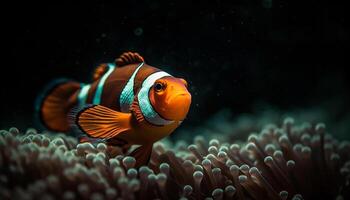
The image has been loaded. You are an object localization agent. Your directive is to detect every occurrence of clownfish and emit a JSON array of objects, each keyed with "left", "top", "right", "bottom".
[{"left": 37, "top": 52, "right": 191, "bottom": 166}]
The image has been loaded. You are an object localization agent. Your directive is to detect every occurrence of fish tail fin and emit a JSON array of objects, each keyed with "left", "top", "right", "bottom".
[{"left": 36, "top": 79, "right": 81, "bottom": 132}]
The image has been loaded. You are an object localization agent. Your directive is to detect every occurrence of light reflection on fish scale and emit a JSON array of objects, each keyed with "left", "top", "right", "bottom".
[{"left": 0, "top": 119, "right": 350, "bottom": 199}]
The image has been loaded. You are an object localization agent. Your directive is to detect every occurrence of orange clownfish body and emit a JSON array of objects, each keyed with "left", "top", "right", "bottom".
[{"left": 37, "top": 52, "right": 191, "bottom": 166}]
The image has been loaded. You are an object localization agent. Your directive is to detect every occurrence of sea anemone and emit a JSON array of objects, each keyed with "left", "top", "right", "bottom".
[{"left": 0, "top": 118, "right": 349, "bottom": 200}]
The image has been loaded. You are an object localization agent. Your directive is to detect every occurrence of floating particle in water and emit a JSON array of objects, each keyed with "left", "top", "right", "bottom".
[
  {"left": 134, "top": 27, "right": 143, "bottom": 36},
  {"left": 262, "top": 0, "right": 273, "bottom": 9}
]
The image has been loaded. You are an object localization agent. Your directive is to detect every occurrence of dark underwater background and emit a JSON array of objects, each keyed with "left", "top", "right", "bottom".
[
  {"left": 1, "top": 1, "right": 350, "bottom": 200},
  {"left": 1, "top": 0, "right": 349, "bottom": 139}
]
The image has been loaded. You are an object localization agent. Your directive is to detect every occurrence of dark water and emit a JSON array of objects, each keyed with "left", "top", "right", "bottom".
[
  {"left": 1, "top": 1, "right": 349, "bottom": 138},
  {"left": 1, "top": 2, "right": 350, "bottom": 200}
]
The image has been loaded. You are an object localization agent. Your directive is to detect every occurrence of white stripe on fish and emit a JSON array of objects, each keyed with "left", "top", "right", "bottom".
[
  {"left": 93, "top": 63, "right": 115, "bottom": 104},
  {"left": 138, "top": 71, "right": 174, "bottom": 126},
  {"left": 119, "top": 62, "right": 144, "bottom": 112}
]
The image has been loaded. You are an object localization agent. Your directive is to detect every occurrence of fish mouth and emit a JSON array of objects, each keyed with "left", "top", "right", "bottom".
[
  {"left": 167, "top": 93, "right": 191, "bottom": 104},
  {"left": 165, "top": 93, "right": 191, "bottom": 121}
]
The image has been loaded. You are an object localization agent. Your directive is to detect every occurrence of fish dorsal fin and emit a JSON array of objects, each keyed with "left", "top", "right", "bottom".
[
  {"left": 130, "top": 95, "right": 146, "bottom": 124},
  {"left": 92, "top": 63, "right": 109, "bottom": 81},
  {"left": 72, "top": 105, "right": 132, "bottom": 139},
  {"left": 115, "top": 52, "right": 144, "bottom": 67}
]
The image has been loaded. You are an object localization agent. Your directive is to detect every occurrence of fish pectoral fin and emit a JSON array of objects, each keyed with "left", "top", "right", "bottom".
[
  {"left": 73, "top": 105, "right": 132, "bottom": 139},
  {"left": 129, "top": 143, "right": 153, "bottom": 168}
]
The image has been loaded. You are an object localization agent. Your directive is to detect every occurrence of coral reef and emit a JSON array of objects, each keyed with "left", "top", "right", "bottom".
[{"left": 1, "top": 118, "right": 349, "bottom": 200}]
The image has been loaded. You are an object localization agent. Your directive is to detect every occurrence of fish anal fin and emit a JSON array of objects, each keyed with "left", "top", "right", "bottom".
[
  {"left": 129, "top": 144, "right": 153, "bottom": 168},
  {"left": 74, "top": 105, "right": 132, "bottom": 139},
  {"left": 78, "top": 135, "right": 105, "bottom": 144},
  {"left": 115, "top": 52, "right": 144, "bottom": 67},
  {"left": 93, "top": 63, "right": 109, "bottom": 81},
  {"left": 106, "top": 138, "right": 130, "bottom": 153}
]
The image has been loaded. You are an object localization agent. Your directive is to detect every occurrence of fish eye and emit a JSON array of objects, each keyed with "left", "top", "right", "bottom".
[{"left": 154, "top": 82, "right": 166, "bottom": 92}]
